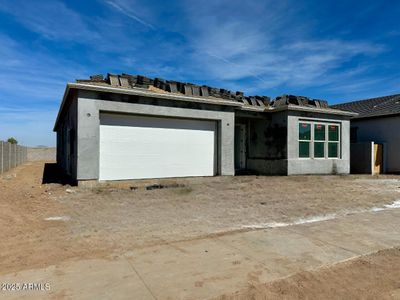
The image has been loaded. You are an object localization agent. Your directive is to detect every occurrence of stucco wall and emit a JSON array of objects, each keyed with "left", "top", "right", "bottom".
[
  {"left": 56, "top": 88, "right": 353, "bottom": 179},
  {"left": 352, "top": 116, "right": 400, "bottom": 173},
  {"left": 287, "top": 111, "right": 351, "bottom": 175},
  {"left": 56, "top": 94, "right": 78, "bottom": 178},
  {"left": 76, "top": 91, "right": 235, "bottom": 181}
]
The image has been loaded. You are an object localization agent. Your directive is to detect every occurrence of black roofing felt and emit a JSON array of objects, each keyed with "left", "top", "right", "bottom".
[{"left": 331, "top": 94, "right": 400, "bottom": 119}]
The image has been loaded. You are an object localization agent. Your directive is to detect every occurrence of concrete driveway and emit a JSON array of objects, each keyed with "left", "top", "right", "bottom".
[{"left": 2, "top": 208, "right": 400, "bottom": 300}]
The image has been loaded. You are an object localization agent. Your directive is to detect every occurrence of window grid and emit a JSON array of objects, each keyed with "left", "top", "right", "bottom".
[
  {"left": 298, "top": 123, "right": 311, "bottom": 158},
  {"left": 298, "top": 121, "right": 340, "bottom": 159}
]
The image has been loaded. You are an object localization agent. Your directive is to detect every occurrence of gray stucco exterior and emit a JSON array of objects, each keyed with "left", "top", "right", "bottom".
[
  {"left": 287, "top": 111, "right": 350, "bottom": 175},
  {"left": 235, "top": 109, "right": 351, "bottom": 175},
  {"left": 351, "top": 116, "right": 400, "bottom": 173},
  {"left": 61, "top": 91, "right": 235, "bottom": 181},
  {"left": 55, "top": 83, "right": 354, "bottom": 182},
  {"left": 56, "top": 93, "right": 78, "bottom": 179}
]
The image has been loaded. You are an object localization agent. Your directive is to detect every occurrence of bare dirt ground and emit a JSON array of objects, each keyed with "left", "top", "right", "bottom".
[
  {"left": 0, "top": 162, "right": 115, "bottom": 275},
  {"left": 1, "top": 161, "right": 400, "bottom": 299},
  {"left": 216, "top": 247, "right": 400, "bottom": 300}
]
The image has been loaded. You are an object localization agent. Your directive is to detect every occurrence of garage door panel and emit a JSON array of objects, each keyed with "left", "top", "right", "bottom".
[
  {"left": 100, "top": 113, "right": 216, "bottom": 131},
  {"left": 99, "top": 113, "right": 216, "bottom": 180}
]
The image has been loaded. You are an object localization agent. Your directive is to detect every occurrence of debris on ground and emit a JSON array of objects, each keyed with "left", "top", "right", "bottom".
[{"left": 146, "top": 183, "right": 186, "bottom": 190}]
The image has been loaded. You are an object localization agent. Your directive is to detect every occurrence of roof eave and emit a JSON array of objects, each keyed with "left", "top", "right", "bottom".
[
  {"left": 238, "top": 105, "right": 266, "bottom": 112},
  {"left": 53, "top": 83, "right": 71, "bottom": 132},
  {"left": 53, "top": 82, "right": 245, "bottom": 132},
  {"left": 352, "top": 112, "right": 400, "bottom": 120},
  {"left": 71, "top": 82, "right": 243, "bottom": 106},
  {"left": 54, "top": 83, "right": 354, "bottom": 131},
  {"left": 269, "top": 104, "right": 358, "bottom": 117}
]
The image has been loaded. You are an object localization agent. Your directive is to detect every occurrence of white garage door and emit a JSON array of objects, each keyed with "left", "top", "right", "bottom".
[{"left": 99, "top": 113, "right": 217, "bottom": 180}]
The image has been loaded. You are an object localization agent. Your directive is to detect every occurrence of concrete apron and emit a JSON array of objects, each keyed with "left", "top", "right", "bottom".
[{"left": 2, "top": 209, "right": 400, "bottom": 300}]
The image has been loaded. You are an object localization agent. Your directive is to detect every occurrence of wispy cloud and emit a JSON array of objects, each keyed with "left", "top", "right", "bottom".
[
  {"left": 0, "top": 34, "right": 87, "bottom": 101},
  {"left": 104, "top": 0, "right": 155, "bottom": 29},
  {"left": 0, "top": 0, "right": 399, "bottom": 145},
  {"left": 176, "top": 0, "right": 389, "bottom": 96},
  {"left": 0, "top": 32, "right": 90, "bottom": 145},
  {"left": 0, "top": 0, "right": 96, "bottom": 41}
]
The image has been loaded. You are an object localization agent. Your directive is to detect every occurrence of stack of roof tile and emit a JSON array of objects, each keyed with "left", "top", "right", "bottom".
[
  {"left": 76, "top": 73, "right": 331, "bottom": 110},
  {"left": 272, "top": 95, "right": 328, "bottom": 109}
]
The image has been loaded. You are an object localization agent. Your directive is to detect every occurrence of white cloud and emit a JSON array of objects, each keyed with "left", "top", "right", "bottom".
[
  {"left": 104, "top": 0, "right": 155, "bottom": 29},
  {"left": 0, "top": 0, "right": 96, "bottom": 41},
  {"left": 0, "top": 34, "right": 87, "bottom": 100},
  {"left": 176, "top": 0, "right": 389, "bottom": 96},
  {"left": 0, "top": 33, "right": 89, "bottom": 146},
  {"left": 0, "top": 0, "right": 398, "bottom": 147}
]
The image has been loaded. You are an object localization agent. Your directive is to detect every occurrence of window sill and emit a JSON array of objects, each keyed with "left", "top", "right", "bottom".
[{"left": 297, "top": 157, "right": 341, "bottom": 160}]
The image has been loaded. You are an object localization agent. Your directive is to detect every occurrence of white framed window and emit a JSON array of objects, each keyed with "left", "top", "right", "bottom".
[{"left": 298, "top": 121, "right": 340, "bottom": 159}]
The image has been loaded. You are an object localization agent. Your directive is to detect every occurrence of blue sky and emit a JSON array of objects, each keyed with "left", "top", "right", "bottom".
[{"left": 0, "top": 0, "right": 399, "bottom": 146}]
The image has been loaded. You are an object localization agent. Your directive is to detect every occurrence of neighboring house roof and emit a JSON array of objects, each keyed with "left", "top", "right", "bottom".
[
  {"left": 54, "top": 73, "right": 356, "bottom": 131},
  {"left": 331, "top": 94, "right": 400, "bottom": 119}
]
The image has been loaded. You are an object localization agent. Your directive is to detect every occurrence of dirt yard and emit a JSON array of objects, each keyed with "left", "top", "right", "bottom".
[
  {"left": 216, "top": 247, "right": 400, "bottom": 300},
  {"left": 1, "top": 161, "right": 400, "bottom": 299}
]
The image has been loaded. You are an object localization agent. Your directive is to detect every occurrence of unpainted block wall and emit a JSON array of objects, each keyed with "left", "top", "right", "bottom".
[
  {"left": 27, "top": 148, "right": 56, "bottom": 161},
  {"left": 0, "top": 141, "right": 28, "bottom": 174}
]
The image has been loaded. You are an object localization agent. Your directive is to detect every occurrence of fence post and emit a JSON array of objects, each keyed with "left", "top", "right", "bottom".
[
  {"left": 0, "top": 141, "right": 3, "bottom": 174},
  {"left": 18, "top": 145, "right": 21, "bottom": 166},
  {"left": 11, "top": 143, "right": 15, "bottom": 169},
  {"left": 15, "top": 145, "right": 17, "bottom": 167},
  {"left": 8, "top": 142, "right": 11, "bottom": 171},
  {"left": 3, "top": 142, "right": 7, "bottom": 172},
  {"left": 12, "top": 144, "right": 15, "bottom": 168},
  {"left": 15, "top": 144, "right": 18, "bottom": 167},
  {"left": 10, "top": 143, "right": 13, "bottom": 168},
  {"left": 14, "top": 144, "right": 17, "bottom": 168}
]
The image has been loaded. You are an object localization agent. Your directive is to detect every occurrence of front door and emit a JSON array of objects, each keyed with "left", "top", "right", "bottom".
[{"left": 234, "top": 124, "right": 246, "bottom": 169}]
